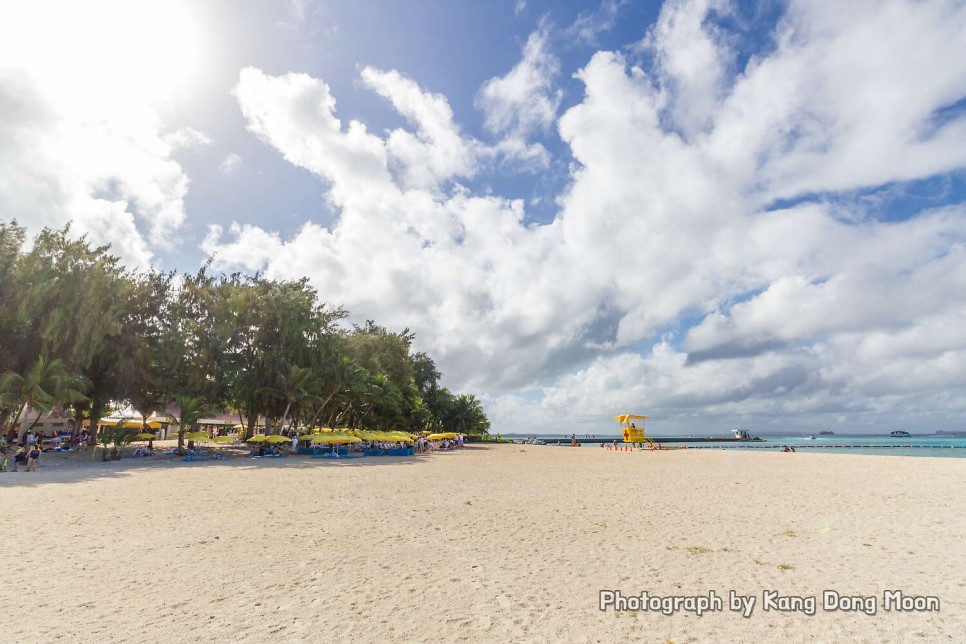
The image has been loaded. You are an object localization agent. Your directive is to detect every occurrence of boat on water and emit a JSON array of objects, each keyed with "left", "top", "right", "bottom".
[
  {"left": 729, "top": 429, "right": 763, "bottom": 441},
  {"left": 890, "top": 430, "right": 911, "bottom": 437},
  {"left": 819, "top": 430, "right": 834, "bottom": 435},
  {"left": 805, "top": 435, "right": 816, "bottom": 440}
]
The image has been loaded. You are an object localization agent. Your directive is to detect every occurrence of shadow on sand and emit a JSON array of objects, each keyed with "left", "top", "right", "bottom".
[{"left": 2, "top": 444, "right": 495, "bottom": 489}]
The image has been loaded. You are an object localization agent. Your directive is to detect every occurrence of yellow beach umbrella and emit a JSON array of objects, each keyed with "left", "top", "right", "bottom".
[
  {"left": 265, "top": 435, "right": 292, "bottom": 444},
  {"left": 211, "top": 435, "right": 235, "bottom": 443},
  {"left": 247, "top": 435, "right": 269, "bottom": 442},
  {"left": 183, "top": 431, "right": 211, "bottom": 441},
  {"left": 134, "top": 432, "right": 156, "bottom": 440},
  {"left": 312, "top": 434, "right": 361, "bottom": 444},
  {"left": 101, "top": 419, "right": 148, "bottom": 429}
]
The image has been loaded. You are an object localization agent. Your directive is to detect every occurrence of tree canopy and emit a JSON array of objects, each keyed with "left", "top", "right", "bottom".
[{"left": 0, "top": 222, "right": 491, "bottom": 442}]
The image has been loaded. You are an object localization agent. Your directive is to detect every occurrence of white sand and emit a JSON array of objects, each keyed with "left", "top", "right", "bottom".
[{"left": 1, "top": 443, "right": 964, "bottom": 642}]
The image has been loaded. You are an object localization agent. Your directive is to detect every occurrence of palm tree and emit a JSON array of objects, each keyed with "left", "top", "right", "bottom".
[
  {"left": 307, "top": 355, "right": 360, "bottom": 427},
  {"left": 172, "top": 394, "right": 208, "bottom": 455},
  {"left": 442, "top": 394, "right": 490, "bottom": 436},
  {"left": 96, "top": 417, "right": 138, "bottom": 461},
  {"left": 258, "top": 365, "right": 320, "bottom": 434},
  {"left": 0, "top": 356, "right": 89, "bottom": 442},
  {"left": 365, "top": 373, "right": 403, "bottom": 430}
]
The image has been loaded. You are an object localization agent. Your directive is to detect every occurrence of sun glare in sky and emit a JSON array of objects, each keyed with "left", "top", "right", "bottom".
[{"left": 3, "top": 0, "right": 203, "bottom": 107}]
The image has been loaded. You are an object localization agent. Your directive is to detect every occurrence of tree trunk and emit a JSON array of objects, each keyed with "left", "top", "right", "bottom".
[
  {"left": 9, "top": 403, "right": 25, "bottom": 442},
  {"left": 68, "top": 401, "right": 86, "bottom": 447},
  {"left": 333, "top": 405, "right": 350, "bottom": 427},
  {"left": 177, "top": 423, "right": 190, "bottom": 455},
  {"left": 16, "top": 408, "right": 32, "bottom": 443},
  {"left": 89, "top": 397, "right": 106, "bottom": 460},
  {"left": 307, "top": 391, "right": 337, "bottom": 431},
  {"left": 358, "top": 404, "right": 373, "bottom": 427},
  {"left": 243, "top": 402, "right": 257, "bottom": 439},
  {"left": 278, "top": 401, "right": 292, "bottom": 435}
]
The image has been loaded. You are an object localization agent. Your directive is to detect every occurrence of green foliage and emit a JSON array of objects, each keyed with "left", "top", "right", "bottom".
[
  {"left": 97, "top": 421, "right": 138, "bottom": 461},
  {"left": 172, "top": 394, "right": 210, "bottom": 454},
  {"left": 15, "top": 226, "right": 127, "bottom": 376},
  {"left": 258, "top": 365, "right": 321, "bottom": 432},
  {"left": 345, "top": 321, "right": 415, "bottom": 393},
  {"left": 0, "top": 355, "right": 89, "bottom": 441},
  {"left": 439, "top": 392, "right": 490, "bottom": 435},
  {"left": 0, "top": 225, "right": 491, "bottom": 449},
  {"left": 0, "top": 221, "right": 28, "bottom": 375}
]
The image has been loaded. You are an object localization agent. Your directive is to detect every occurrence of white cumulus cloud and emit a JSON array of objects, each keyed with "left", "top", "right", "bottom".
[
  {"left": 219, "top": 153, "right": 243, "bottom": 175},
  {"left": 0, "top": 0, "right": 203, "bottom": 267},
  {"left": 205, "top": 0, "right": 966, "bottom": 434},
  {"left": 475, "top": 27, "right": 562, "bottom": 168}
]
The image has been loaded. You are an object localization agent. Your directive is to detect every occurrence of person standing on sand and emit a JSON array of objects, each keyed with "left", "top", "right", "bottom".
[
  {"left": 26, "top": 444, "right": 41, "bottom": 471},
  {"left": 13, "top": 446, "right": 27, "bottom": 471}
]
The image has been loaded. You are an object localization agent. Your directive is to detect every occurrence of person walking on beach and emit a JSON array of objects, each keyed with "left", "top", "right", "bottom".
[
  {"left": 1, "top": 447, "right": 7, "bottom": 472},
  {"left": 26, "top": 444, "right": 41, "bottom": 471},
  {"left": 13, "top": 446, "right": 28, "bottom": 471}
]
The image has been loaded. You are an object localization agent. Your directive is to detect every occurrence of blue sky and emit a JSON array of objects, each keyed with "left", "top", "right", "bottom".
[{"left": 2, "top": 0, "right": 966, "bottom": 435}]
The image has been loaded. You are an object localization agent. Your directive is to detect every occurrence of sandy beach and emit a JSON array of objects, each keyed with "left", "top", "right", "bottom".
[{"left": 1, "top": 443, "right": 964, "bottom": 643}]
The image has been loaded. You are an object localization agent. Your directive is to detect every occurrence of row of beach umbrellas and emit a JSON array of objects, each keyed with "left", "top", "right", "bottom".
[{"left": 132, "top": 428, "right": 461, "bottom": 445}]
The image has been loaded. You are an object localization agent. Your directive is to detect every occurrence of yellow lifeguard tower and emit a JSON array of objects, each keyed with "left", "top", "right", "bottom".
[{"left": 615, "top": 414, "right": 655, "bottom": 448}]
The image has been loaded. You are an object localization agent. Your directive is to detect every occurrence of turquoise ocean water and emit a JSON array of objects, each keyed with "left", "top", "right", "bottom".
[{"left": 512, "top": 434, "right": 966, "bottom": 459}]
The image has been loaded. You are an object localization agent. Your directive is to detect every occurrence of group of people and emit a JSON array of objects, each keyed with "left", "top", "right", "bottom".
[
  {"left": 418, "top": 435, "right": 464, "bottom": 452},
  {"left": 0, "top": 443, "right": 42, "bottom": 472},
  {"left": 249, "top": 444, "right": 284, "bottom": 457},
  {"left": 2, "top": 429, "right": 89, "bottom": 452}
]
